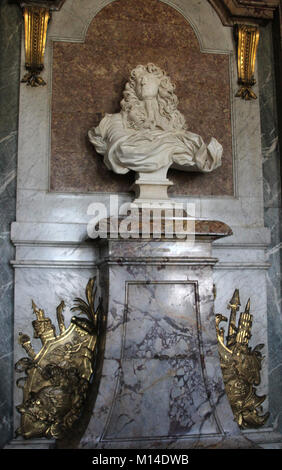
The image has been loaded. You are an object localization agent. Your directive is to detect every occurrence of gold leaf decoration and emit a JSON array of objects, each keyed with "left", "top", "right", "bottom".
[
  {"left": 15, "top": 278, "right": 102, "bottom": 440},
  {"left": 216, "top": 290, "right": 269, "bottom": 429}
]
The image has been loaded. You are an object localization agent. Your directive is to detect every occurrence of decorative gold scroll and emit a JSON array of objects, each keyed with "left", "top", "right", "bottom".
[
  {"left": 235, "top": 24, "right": 260, "bottom": 100},
  {"left": 15, "top": 278, "right": 103, "bottom": 440},
  {"left": 21, "top": 6, "right": 50, "bottom": 86},
  {"left": 216, "top": 290, "right": 269, "bottom": 429}
]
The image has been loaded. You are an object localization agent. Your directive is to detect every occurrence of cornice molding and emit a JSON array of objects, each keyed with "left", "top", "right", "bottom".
[
  {"left": 17, "top": 0, "right": 65, "bottom": 11},
  {"left": 208, "top": 0, "right": 280, "bottom": 25},
  {"left": 16, "top": 1, "right": 279, "bottom": 23}
]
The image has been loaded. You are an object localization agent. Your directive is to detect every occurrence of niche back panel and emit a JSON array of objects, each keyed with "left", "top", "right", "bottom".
[{"left": 50, "top": 0, "right": 233, "bottom": 196}]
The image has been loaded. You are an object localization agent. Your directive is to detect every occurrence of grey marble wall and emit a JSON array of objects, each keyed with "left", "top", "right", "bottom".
[
  {"left": 257, "top": 23, "right": 282, "bottom": 434},
  {"left": 0, "top": 0, "right": 21, "bottom": 448}
]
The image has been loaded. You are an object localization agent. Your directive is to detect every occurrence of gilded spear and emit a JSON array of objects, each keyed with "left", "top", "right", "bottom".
[
  {"left": 236, "top": 298, "right": 253, "bottom": 346},
  {"left": 226, "top": 289, "right": 241, "bottom": 349},
  {"left": 56, "top": 300, "right": 66, "bottom": 334}
]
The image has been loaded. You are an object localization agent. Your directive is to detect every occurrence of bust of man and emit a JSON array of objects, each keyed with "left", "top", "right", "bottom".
[{"left": 88, "top": 63, "right": 222, "bottom": 200}]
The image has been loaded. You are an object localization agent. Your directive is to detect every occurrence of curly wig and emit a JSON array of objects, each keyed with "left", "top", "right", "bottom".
[{"left": 120, "top": 63, "right": 187, "bottom": 131}]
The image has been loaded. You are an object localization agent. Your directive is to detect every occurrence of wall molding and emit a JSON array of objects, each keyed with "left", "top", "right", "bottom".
[{"left": 208, "top": 0, "right": 280, "bottom": 25}]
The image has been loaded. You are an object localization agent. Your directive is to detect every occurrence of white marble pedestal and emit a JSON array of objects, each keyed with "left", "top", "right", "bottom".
[{"left": 76, "top": 217, "right": 250, "bottom": 449}]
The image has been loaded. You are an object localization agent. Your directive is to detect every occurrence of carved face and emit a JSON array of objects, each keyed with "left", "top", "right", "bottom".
[
  {"left": 18, "top": 385, "right": 77, "bottom": 439},
  {"left": 225, "top": 377, "right": 250, "bottom": 404},
  {"left": 135, "top": 71, "right": 161, "bottom": 100}
]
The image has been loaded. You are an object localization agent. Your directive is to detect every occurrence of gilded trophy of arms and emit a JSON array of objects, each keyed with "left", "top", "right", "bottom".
[
  {"left": 216, "top": 289, "right": 269, "bottom": 429},
  {"left": 15, "top": 277, "right": 103, "bottom": 440}
]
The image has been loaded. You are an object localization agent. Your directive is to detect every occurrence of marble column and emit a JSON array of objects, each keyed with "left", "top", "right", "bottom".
[{"left": 0, "top": 0, "right": 21, "bottom": 448}]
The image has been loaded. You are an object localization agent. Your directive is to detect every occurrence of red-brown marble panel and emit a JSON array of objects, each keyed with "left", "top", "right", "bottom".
[
  {"left": 50, "top": 0, "right": 233, "bottom": 196},
  {"left": 97, "top": 215, "right": 233, "bottom": 239}
]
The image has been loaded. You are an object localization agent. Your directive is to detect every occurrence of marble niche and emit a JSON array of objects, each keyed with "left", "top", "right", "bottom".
[
  {"left": 7, "top": 0, "right": 282, "bottom": 450},
  {"left": 88, "top": 62, "right": 223, "bottom": 205}
]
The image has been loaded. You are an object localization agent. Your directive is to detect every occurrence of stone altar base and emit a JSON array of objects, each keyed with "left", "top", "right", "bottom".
[
  {"left": 76, "top": 217, "right": 248, "bottom": 449},
  {"left": 7, "top": 216, "right": 280, "bottom": 449}
]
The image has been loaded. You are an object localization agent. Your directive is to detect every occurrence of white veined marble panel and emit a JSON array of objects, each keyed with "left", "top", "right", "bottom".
[{"left": 103, "top": 281, "right": 220, "bottom": 439}]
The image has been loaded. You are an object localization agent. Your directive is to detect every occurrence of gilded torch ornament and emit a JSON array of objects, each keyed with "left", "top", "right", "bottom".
[
  {"left": 21, "top": 6, "right": 50, "bottom": 86},
  {"left": 216, "top": 290, "right": 269, "bottom": 429},
  {"left": 15, "top": 278, "right": 103, "bottom": 440},
  {"left": 226, "top": 288, "right": 240, "bottom": 349},
  {"left": 235, "top": 24, "right": 260, "bottom": 100}
]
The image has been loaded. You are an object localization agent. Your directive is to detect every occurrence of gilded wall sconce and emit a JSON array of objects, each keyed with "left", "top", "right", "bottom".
[
  {"left": 21, "top": 5, "right": 50, "bottom": 86},
  {"left": 234, "top": 24, "right": 260, "bottom": 100},
  {"left": 216, "top": 289, "right": 269, "bottom": 429},
  {"left": 18, "top": 1, "right": 65, "bottom": 86}
]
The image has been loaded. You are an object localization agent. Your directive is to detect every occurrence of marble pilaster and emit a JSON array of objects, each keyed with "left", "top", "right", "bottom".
[{"left": 257, "top": 22, "right": 282, "bottom": 434}]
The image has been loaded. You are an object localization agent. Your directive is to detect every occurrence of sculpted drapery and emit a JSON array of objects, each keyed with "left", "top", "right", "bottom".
[{"left": 89, "top": 64, "right": 223, "bottom": 176}]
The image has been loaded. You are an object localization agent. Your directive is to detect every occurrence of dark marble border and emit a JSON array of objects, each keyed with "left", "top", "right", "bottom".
[
  {"left": 0, "top": 0, "right": 21, "bottom": 449},
  {"left": 257, "top": 21, "right": 282, "bottom": 435}
]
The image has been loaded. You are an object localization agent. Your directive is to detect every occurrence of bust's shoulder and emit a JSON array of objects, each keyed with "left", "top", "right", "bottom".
[
  {"left": 100, "top": 113, "right": 123, "bottom": 128},
  {"left": 102, "top": 113, "right": 122, "bottom": 122}
]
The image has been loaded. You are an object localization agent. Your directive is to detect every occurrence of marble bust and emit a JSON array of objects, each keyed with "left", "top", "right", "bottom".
[{"left": 89, "top": 63, "right": 223, "bottom": 204}]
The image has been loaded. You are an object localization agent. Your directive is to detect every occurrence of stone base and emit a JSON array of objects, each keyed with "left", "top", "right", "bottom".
[
  {"left": 79, "top": 432, "right": 279, "bottom": 449},
  {"left": 130, "top": 178, "right": 174, "bottom": 207},
  {"left": 243, "top": 429, "right": 282, "bottom": 449},
  {"left": 7, "top": 217, "right": 275, "bottom": 450},
  {"left": 6, "top": 430, "right": 282, "bottom": 449},
  {"left": 5, "top": 438, "right": 56, "bottom": 449}
]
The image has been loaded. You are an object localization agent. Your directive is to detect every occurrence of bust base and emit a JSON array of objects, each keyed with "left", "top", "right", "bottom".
[{"left": 130, "top": 178, "right": 174, "bottom": 207}]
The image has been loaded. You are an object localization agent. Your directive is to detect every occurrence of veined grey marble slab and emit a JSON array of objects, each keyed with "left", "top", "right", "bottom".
[
  {"left": 104, "top": 281, "right": 221, "bottom": 440},
  {"left": 257, "top": 23, "right": 282, "bottom": 435},
  {"left": 77, "top": 236, "right": 243, "bottom": 449}
]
